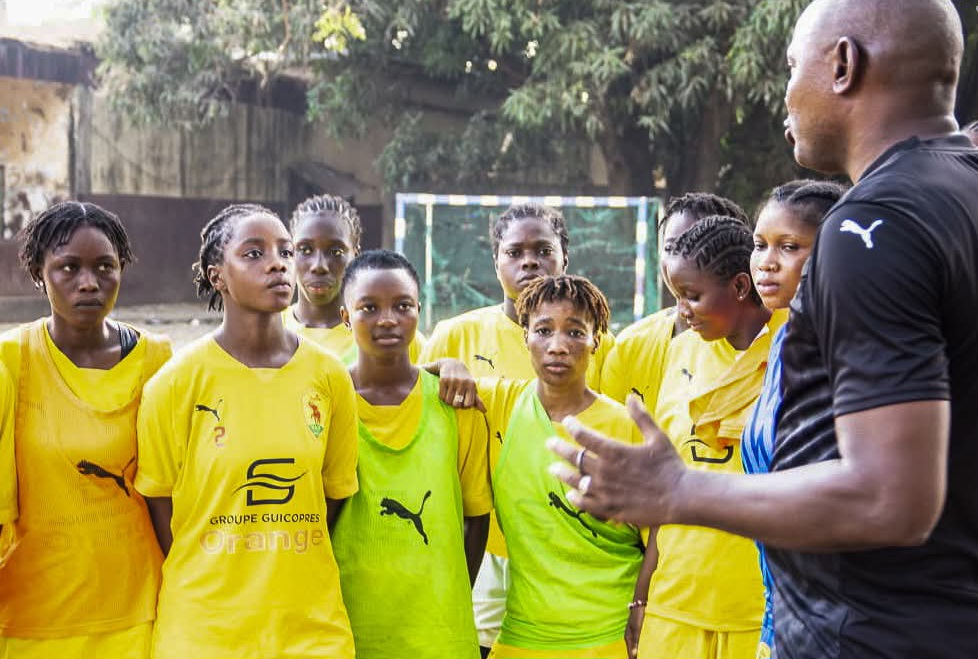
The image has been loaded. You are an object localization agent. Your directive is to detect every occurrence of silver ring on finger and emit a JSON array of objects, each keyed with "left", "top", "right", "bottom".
[
  {"left": 575, "top": 448, "right": 587, "bottom": 475},
  {"left": 578, "top": 475, "right": 593, "bottom": 496}
]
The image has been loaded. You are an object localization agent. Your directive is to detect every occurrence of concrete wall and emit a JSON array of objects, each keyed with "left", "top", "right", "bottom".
[
  {"left": 82, "top": 88, "right": 389, "bottom": 210},
  {"left": 0, "top": 76, "right": 71, "bottom": 242}
]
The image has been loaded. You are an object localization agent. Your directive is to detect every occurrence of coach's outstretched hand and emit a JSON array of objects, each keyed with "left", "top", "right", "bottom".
[{"left": 548, "top": 395, "right": 686, "bottom": 527}]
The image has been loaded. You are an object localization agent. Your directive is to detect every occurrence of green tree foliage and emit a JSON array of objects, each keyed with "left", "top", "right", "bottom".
[{"left": 97, "top": 0, "right": 976, "bottom": 204}]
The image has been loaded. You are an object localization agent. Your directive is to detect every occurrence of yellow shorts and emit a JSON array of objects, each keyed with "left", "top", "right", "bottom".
[
  {"left": 637, "top": 614, "right": 758, "bottom": 659},
  {"left": 0, "top": 621, "right": 153, "bottom": 659},
  {"left": 490, "top": 639, "right": 627, "bottom": 659}
]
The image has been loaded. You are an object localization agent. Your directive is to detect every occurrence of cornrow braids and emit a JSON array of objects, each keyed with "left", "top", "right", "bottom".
[
  {"left": 192, "top": 204, "right": 280, "bottom": 312},
  {"left": 341, "top": 249, "right": 421, "bottom": 299},
  {"left": 290, "top": 194, "right": 362, "bottom": 252},
  {"left": 673, "top": 215, "right": 761, "bottom": 306},
  {"left": 515, "top": 275, "right": 610, "bottom": 336},
  {"left": 490, "top": 203, "right": 569, "bottom": 258},
  {"left": 766, "top": 179, "right": 849, "bottom": 228},
  {"left": 661, "top": 192, "right": 750, "bottom": 233},
  {"left": 18, "top": 201, "right": 134, "bottom": 285}
]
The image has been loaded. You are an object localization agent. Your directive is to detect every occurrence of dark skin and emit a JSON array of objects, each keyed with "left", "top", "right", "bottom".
[
  {"left": 292, "top": 211, "right": 357, "bottom": 329},
  {"left": 658, "top": 211, "right": 697, "bottom": 337},
  {"left": 147, "top": 214, "right": 351, "bottom": 552},
  {"left": 37, "top": 226, "right": 126, "bottom": 369},
  {"left": 494, "top": 218, "right": 567, "bottom": 324},
  {"left": 342, "top": 267, "right": 489, "bottom": 585},
  {"left": 549, "top": 0, "right": 960, "bottom": 551}
]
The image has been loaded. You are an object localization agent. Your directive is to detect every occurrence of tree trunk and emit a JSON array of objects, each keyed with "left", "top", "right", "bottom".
[
  {"left": 599, "top": 122, "right": 656, "bottom": 196},
  {"left": 662, "top": 86, "right": 732, "bottom": 200}
]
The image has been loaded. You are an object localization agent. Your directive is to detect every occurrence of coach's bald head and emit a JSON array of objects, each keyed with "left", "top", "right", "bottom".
[{"left": 785, "top": 0, "right": 962, "bottom": 178}]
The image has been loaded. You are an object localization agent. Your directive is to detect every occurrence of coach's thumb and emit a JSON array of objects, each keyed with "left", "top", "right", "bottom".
[{"left": 626, "top": 393, "right": 665, "bottom": 443}]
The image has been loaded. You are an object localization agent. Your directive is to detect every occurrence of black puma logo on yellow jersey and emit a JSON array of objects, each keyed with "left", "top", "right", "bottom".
[
  {"left": 548, "top": 491, "right": 597, "bottom": 538},
  {"left": 681, "top": 368, "right": 694, "bottom": 382},
  {"left": 195, "top": 399, "right": 223, "bottom": 422},
  {"left": 474, "top": 354, "right": 495, "bottom": 370},
  {"left": 630, "top": 387, "right": 644, "bottom": 402},
  {"left": 77, "top": 456, "right": 135, "bottom": 496},
  {"left": 495, "top": 431, "right": 503, "bottom": 444},
  {"left": 380, "top": 490, "right": 432, "bottom": 545}
]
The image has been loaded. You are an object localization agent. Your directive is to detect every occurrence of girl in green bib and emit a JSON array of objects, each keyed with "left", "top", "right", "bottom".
[
  {"left": 331, "top": 250, "right": 492, "bottom": 659},
  {"left": 439, "top": 275, "right": 645, "bottom": 659}
]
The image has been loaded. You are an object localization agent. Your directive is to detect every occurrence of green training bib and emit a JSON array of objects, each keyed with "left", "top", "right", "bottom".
[
  {"left": 332, "top": 371, "right": 479, "bottom": 659},
  {"left": 495, "top": 384, "right": 643, "bottom": 651}
]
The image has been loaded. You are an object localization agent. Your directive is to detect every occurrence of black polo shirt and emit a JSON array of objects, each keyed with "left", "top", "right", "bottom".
[{"left": 769, "top": 134, "right": 978, "bottom": 659}]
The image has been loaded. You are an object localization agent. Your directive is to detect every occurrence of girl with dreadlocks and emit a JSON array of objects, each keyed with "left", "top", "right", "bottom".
[
  {"left": 0, "top": 201, "right": 171, "bottom": 658},
  {"left": 435, "top": 275, "right": 644, "bottom": 659},
  {"left": 631, "top": 216, "right": 784, "bottom": 659},
  {"left": 421, "top": 204, "right": 616, "bottom": 655},
  {"left": 743, "top": 180, "right": 848, "bottom": 659},
  {"left": 135, "top": 204, "right": 358, "bottom": 659},
  {"left": 285, "top": 194, "right": 425, "bottom": 364}
]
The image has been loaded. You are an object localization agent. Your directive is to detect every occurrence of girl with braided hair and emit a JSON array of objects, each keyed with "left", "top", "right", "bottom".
[
  {"left": 743, "top": 179, "right": 847, "bottom": 659},
  {"left": 135, "top": 204, "right": 359, "bottom": 659},
  {"left": 0, "top": 201, "right": 171, "bottom": 658},
  {"left": 630, "top": 216, "right": 785, "bottom": 659},
  {"left": 601, "top": 192, "right": 749, "bottom": 412},
  {"left": 434, "top": 275, "right": 644, "bottom": 658},
  {"left": 285, "top": 194, "right": 425, "bottom": 364}
]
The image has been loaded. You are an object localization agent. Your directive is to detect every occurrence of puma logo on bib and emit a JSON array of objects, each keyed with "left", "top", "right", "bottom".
[{"left": 380, "top": 491, "right": 432, "bottom": 545}]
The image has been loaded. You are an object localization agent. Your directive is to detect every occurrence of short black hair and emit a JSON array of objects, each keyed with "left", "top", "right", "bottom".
[
  {"left": 341, "top": 249, "right": 421, "bottom": 299},
  {"left": 18, "top": 201, "right": 134, "bottom": 285},
  {"left": 290, "top": 194, "right": 362, "bottom": 252},
  {"left": 764, "top": 179, "right": 849, "bottom": 228},
  {"left": 490, "top": 203, "right": 569, "bottom": 259},
  {"left": 661, "top": 193, "right": 749, "bottom": 234},
  {"left": 515, "top": 274, "right": 610, "bottom": 336},
  {"left": 192, "top": 203, "right": 281, "bottom": 311},
  {"left": 672, "top": 215, "right": 761, "bottom": 305}
]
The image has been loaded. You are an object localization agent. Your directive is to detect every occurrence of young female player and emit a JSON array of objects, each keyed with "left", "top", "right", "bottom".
[
  {"left": 0, "top": 201, "right": 171, "bottom": 658},
  {"left": 601, "top": 193, "right": 749, "bottom": 410},
  {"left": 420, "top": 203, "right": 615, "bottom": 655},
  {"left": 632, "top": 216, "right": 786, "bottom": 659},
  {"left": 135, "top": 204, "right": 359, "bottom": 659},
  {"left": 330, "top": 250, "right": 492, "bottom": 659},
  {"left": 743, "top": 180, "right": 847, "bottom": 659},
  {"left": 437, "top": 275, "right": 645, "bottom": 659},
  {"left": 285, "top": 194, "right": 424, "bottom": 363}
]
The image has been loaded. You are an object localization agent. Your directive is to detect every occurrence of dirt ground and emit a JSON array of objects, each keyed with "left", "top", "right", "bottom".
[{"left": 0, "top": 303, "right": 221, "bottom": 349}]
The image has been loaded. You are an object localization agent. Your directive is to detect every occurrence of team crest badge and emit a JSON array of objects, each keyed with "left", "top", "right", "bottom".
[{"left": 302, "top": 392, "right": 325, "bottom": 438}]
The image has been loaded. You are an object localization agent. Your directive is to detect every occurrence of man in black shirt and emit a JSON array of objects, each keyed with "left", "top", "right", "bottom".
[{"left": 547, "top": 1, "right": 978, "bottom": 657}]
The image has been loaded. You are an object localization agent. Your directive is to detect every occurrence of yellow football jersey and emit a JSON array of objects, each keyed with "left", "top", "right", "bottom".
[
  {"left": 0, "top": 320, "right": 169, "bottom": 648},
  {"left": 0, "top": 362, "right": 15, "bottom": 527},
  {"left": 644, "top": 314, "right": 785, "bottom": 634},
  {"left": 136, "top": 336, "right": 359, "bottom": 659},
  {"left": 284, "top": 306, "right": 425, "bottom": 365},
  {"left": 600, "top": 306, "right": 677, "bottom": 410}
]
